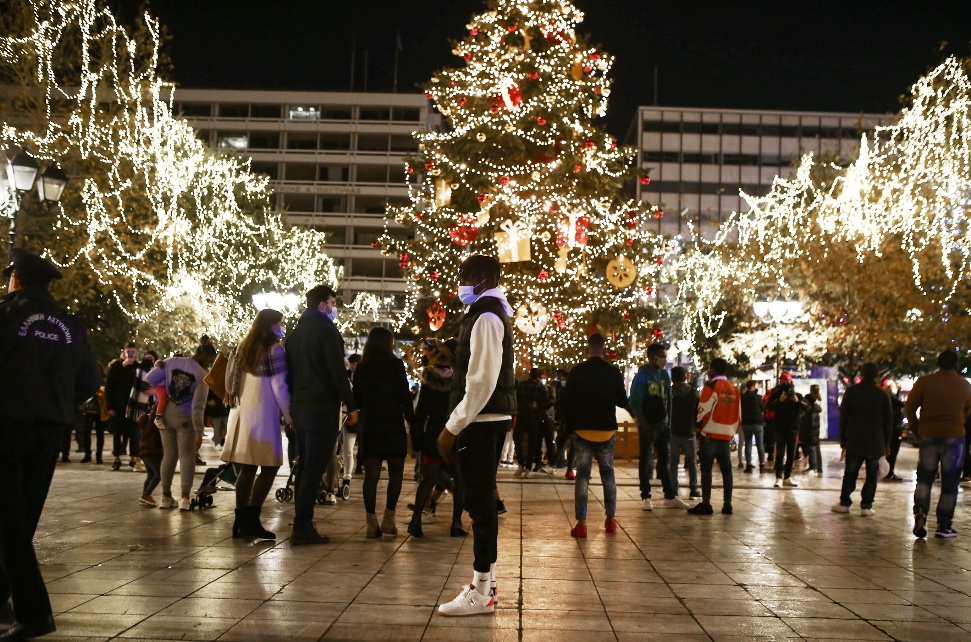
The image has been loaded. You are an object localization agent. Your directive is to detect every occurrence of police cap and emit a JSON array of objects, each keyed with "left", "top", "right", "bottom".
[{"left": 2, "top": 248, "right": 63, "bottom": 285}]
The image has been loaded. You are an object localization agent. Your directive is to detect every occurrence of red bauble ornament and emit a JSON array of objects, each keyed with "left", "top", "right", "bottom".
[
  {"left": 604, "top": 348, "right": 618, "bottom": 361},
  {"left": 470, "top": 27, "right": 478, "bottom": 36},
  {"left": 477, "top": 193, "right": 489, "bottom": 203},
  {"left": 640, "top": 176, "right": 650, "bottom": 185},
  {"left": 427, "top": 300, "right": 446, "bottom": 332},
  {"left": 652, "top": 328, "right": 663, "bottom": 339},
  {"left": 627, "top": 220, "right": 637, "bottom": 230},
  {"left": 653, "top": 210, "right": 664, "bottom": 219},
  {"left": 573, "top": 164, "right": 582, "bottom": 173},
  {"left": 655, "top": 256, "right": 664, "bottom": 265},
  {"left": 645, "top": 286, "right": 654, "bottom": 295},
  {"left": 537, "top": 116, "right": 547, "bottom": 126},
  {"left": 459, "top": 97, "right": 467, "bottom": 106},
  {"left": 538, "top": 270, "right": 549, "bottom": 282},
  {"left": 625, "top": 238, "right": 634, "bottom": 247},
  {"left": 549, "top": 203, "right": 559, "bottom": 213},
  {"left": 584, "top": 140, "right": 594, "bottom": 149},
  {"left": 399, "top": 253, "right": 409, "bottom": 268},
  {"left": 528, "top": 71, "right": 539, "bottom": 80},
  {"left": 415, "top": 213, "right": 423, "bottom": 221},
  {"left": 575, "top": 215, "right": 590, "bottom": 246},
  {"left": 552, "top": 310, "right": 567, "bottom": 330},
  {"left": 425, "top": 92, "right": 434, "bottom": 99},
  {"left": 499, "top": 176, "right": 510, "bottom": 186},
  {"left": 407, "top": 166, "right": 415, "bottom": 174},
  {"left": 508, "top": 23, "right": 518, "bottom": 32},
  {"left": 425, "top": 162, "right": 434, "bottom": 169},
  {"left": 590, "top": 53, "right": 601, "bottom": 61},
  {"left": 583, "top": 65, "right": 592, "bottom": 73},
  {"left": 490, "top": 106, "right": 499, "bottom": 113},
  {"left": 448, "top": 214, "right": 479, "bottom": 247},
  {"left": 464, "top": 53, "right": 472, "bottom": 61},
  {"left": 623, "top": 310, "right": 631, "bottom": 321},
  {"left": 593, "top": 87, "right": 601, "bottom": 95},
  {"left": 430, "top": 270, "right": 440, "bottom": 282},
  {"left": 371, "top": 240, "right": 380, "bottom": 249}
]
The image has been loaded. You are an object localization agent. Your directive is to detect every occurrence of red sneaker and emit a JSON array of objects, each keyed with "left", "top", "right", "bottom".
[
  {"left": 570, "top": 523, "right": 587, "bottom": 538},
  {"left": 565, "top": 469, "right": 576, "bottom": 480},
  {"left": 605, "top": 518, "right": 617, "bottom": 534}
]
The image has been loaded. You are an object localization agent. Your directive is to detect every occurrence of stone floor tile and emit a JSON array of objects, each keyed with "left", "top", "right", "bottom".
[
  {"left": 333, "top": 603, "right": 432, "bottom": 626},
  {"left": 782, "top": 617, "right": 892, "bottom": 640},
  {"left": 321, "top": 623, "right": 426, "bottom": 640},
  {"left": 69, "top": 594, "right": 179, "bottom": 616},
  {"left": 683, "top": 597, "right": 774, "bottom": 617},
  {"left": 695, "top": 614, "right": 797, "bottom": 638},
  {"left": 50, "top": 612, "right": 145, "bottom": 638},
  {"left": 522, "top": 610, "right": 611, "bottom": 632},
  {"left": 117, "top": 615, "right": 240, "bottom": 640},
  {"left": 869, "top": 620, "right": 971, "bottom": 642},
  {"left": 156, "top": 597, "right": 262, "bottom": 618},
  {"left": 217, "top": 617, "right": 334, "bottom": 641},
  {"left": 759, "top": 598, "right": 857, "bottom": 619},
  {"left": 609, "top": 613, "right": 707, "bottom": 635}
]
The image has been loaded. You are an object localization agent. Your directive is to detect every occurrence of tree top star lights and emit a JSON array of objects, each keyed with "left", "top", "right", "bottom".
[
  {"left": 0, "top": 0, "right": 341, "bottom": 347},
  {"left": 381, "top": 0, "right": 669, "bottom": 368}
]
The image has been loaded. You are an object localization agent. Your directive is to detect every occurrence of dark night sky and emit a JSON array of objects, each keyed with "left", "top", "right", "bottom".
[{"left": 143, "top": 0, "right": 971, "bottom": 138}]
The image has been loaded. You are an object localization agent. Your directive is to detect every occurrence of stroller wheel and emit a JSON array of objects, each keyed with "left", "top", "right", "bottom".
[
  {"left": 284, "top": 487, "right": 294, "bottom": 501},
  {"left": 341, "top": 480, "right": 351, "bottom": 500},
  {"left": 317, "top": 490, "right": 327, "bottom": 505},
  {"left": 203, "top": 494, "right": 214, "bottom": 508},
  {"left": 189, "top": 497, "right": 198, "bottom": 511},
  {"left": 275, "top": 488, "right": 287, "bottom": 503}
]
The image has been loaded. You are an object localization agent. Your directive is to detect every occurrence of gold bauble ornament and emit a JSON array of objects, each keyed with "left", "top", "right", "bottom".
[
  {"left": 606, "top": 255, "right": 638, "bottom": 288},
  {"left": 531, "top": 171, "right": 540, "bottom": 180},
  {"left": 514, "top": 301, "right": 549, "bottom": 335},
  {"left": 477, "top": 132, "right": 487, "bottom": 142}
]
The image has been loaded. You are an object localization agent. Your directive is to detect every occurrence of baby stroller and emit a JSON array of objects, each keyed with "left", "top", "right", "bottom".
[
  {"left": 192, "top": 461, "right": 241, "bottom": 510},
  {"left": 275, "top": 416, "right": 349, "bottom": 503}
]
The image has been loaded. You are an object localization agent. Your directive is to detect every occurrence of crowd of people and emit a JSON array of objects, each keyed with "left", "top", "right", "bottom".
[{"left": 4, "top": 248, "right": 971, "bottom": 638}]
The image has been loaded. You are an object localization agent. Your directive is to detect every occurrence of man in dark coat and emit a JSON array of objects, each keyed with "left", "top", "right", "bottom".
[
  {"left": 284, "top": 284, "right": 358, "bottom": 545},
  {"left": 103, "top": 341, "right": 139, "bottom": 470},
  {"left": 514, "top": 368, "right": 551, "bottom": 476},
  {"left": 562, "top": 333, "right": 631, "bottom": 538},
  {"left": 0, "top": 249, "right": 102, "bottom": 640},
  {"left": 832, "top": 362, "right": 892, "bottom": 516}
]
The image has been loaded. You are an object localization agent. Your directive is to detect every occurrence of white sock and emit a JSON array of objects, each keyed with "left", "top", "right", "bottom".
[
  {"left": 490, "top": 563, "right": 497, "bottom": 592},
  {"left": 474, "top": 571, "right": 491, "bottom": 597}
]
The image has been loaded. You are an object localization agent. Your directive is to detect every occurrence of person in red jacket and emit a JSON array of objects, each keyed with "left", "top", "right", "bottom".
[{"left": 688, "top": 358, "right": 741, "bottom": 515}]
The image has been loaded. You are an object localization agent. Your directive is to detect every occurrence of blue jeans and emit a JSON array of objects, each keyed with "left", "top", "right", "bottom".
[
  {"left": 573, "top": 434, "right": 617, "bottom": 520},
  {"left": 292, "top": 408, "right": 340, "bottom": 523},
  {"left": 637, "top": 421, "right": 674, "bottom": 499},
  {"left": 698, "top": 436, "right": 733, "bottom": 503},
  {"left": 839, "top": 454, "right": 879, "bottom": 508},
  {"left": 914, "top": 437, "right": 965, "bottom": 529},
  {"left": 741, "top": 423, "right": 765, "bottom": 467},
  {"left": 669, "top": 434, "right": 698, "bottom": 494}
]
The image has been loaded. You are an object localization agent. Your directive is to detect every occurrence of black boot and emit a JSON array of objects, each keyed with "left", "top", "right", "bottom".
[
  {"left": 232, "top": 508, "right": 242, "bottom": 538},
  {"left": 247, "top": 506, "right": 276, "bottom": 540},
  {"left": 407, "top": 514, "right": 423, "bottom": 538},
  {"left": 0, "top": 614, "right": 56, "bottom": 640},
  {"left": 290, "top": 520, "right": 328, "bottom": 545}
]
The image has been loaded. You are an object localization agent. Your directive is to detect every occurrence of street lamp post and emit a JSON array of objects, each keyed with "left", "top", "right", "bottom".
[
  {"left": 1, "top": 150, "right": 69, "bottom": 251},
  {"left": 753, "top": 296, "right": 803, "bottom": 382}
]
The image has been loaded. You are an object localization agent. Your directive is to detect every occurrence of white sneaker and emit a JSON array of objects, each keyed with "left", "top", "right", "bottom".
[
  {"left": 515, "top": 466, "right": 525, "bottom": 477},
  {"left": 521, "top": 469, "right": 530, "bottom": 479},
  {"left": 642, "top": 498, "right": 654, "bottom": 511},
  {"left": 860, "top": 507, "right": 876, "bottom": 516},
  {"left": 540, "top": 465, "right": 556, "bottom": 475},
  {"left": 324, "top": 492, "right": 336, "bottom": 505},
  {"left": 783, "top": 479, "right": 798, "bottom": 488},
  {"left": 437, "top": 584, "right": 495, "bottom": 616},
  {"left": 661, "top": 497, "right": 687, "bottom": 509},
  {"left": 178, "top": 497, "right": 191, "bottom": 511},
  {"left": 774, "top": 478, "right": 782, "bottom": 488},
  {"left": 831, "top": 504, "right": 850, "bottom": 513},
  {"left": 158, "top": 496, "right": 178, "bottom": 509}
]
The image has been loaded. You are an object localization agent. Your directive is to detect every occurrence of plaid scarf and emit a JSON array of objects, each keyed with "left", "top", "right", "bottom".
[{"left": 227, "top": 345, "right": 287, "bottom": 408}]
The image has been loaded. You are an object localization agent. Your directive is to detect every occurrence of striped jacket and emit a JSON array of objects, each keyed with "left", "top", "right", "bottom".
[{"left": 697, "top": 376, "right": 741, "bottom": 440}]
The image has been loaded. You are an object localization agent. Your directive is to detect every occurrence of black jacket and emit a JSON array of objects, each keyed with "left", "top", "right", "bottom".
[
  {"left": 562, "top": 356, "right": 630, "bottom": 435},
  {"left": 800, "top": 397, "right": 822, "bottom": 443},
  {"left": 0, "top": 287, "right": 102, "bottom": 427},
  {"left": 840, "top": 380, "right": 892, "bottom": 458},
  {"left": 104, "top": 358, "right": 138, "bottom": 415},
  {"left": 741, "top": 389, "right": 766, "bottom": 425},
  {"left": 769, "top": 396, "right": 804, "bottom": 434},
  {"left": 450, "top": 296, "right": 516, "bottom": 416},
  {"left": 411, "top": 366, "right": 452, "bottom": 458},
  {"left": 284, "top": 308, "right": 356, "bottom": 414},
  {"left": 353, "top": 353, "right": 415, "bottom": 460},
  {"left": 670, "top": 382, "right": 699, "bottom": 438}
]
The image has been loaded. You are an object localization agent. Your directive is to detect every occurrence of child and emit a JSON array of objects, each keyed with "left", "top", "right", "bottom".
[{"left": 138, "top": 403, "right": 164, "bottom": 506}]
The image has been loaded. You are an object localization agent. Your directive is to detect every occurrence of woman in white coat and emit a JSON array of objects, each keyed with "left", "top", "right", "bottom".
[{"left": 222, "top": 308, "right": 292, "bottom": 539}]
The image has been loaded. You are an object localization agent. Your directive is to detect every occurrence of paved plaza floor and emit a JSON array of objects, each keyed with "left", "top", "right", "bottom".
[{"left": 24, "top": 441, "right": 971, "bottom": 641}]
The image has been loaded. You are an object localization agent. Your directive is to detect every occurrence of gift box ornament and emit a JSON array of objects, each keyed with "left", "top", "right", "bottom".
[{"left": 494, "top": 218, "right": 532, "bottom": 263}]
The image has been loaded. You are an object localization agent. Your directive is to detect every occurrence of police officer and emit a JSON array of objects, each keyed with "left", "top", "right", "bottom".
[{"left": 0, "top": 249, "right": 101, "bottom": 640}]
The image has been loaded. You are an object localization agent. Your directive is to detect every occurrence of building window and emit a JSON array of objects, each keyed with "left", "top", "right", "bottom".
[
  {"left": 216, "top": 132, "right": 248, "bottom": 150},
  {"left": 177, "top": 102, "right": 212, "bottom": 117},
  {"left": 288, "top": 106, "right": 319, "bottom": 120},
  {"left": 285, "top": 163, "right": 317, "bottom": 181},
  {"left": 356, "top": 165, "right": 392, "bottom": 183},
  {"left": 250, "top": 104, "right": 282, "bottom": 119},
  {"left": 359, "top": 107, "right": 391, "bottom": 121},
  {"left": 391, "top": 107, "right": 420, "bottom": 121},
  {"left": 319, "top": 106, "right": 352, "bottom": 120},
  {"left": 218, "top": 104, "right": 249, "bottom": 118},
  {"left": 286, "top": 133, "right": 318, "bottom": 150},
  {"left": 250, "top": 161, "right": 278, "bottom": 180},
  {"left": 318, "top": 196, "right": 349, "bottom": 212},
  {"left": 319, "top": 133, "right": 351, "bottom": 150},
  {"left": 389, "top": 135, "right": 416, "bottom": 152},
  {"left": 318, "top": 165, "right": 350, "bottom": 182},
  {"left": 248, "top": 132, "right": 280, "bottom": 149},
  {"left": 357, "top": 134, "right": 390, "bottom": 152}
]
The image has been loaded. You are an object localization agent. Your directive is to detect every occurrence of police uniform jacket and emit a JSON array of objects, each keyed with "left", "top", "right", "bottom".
[{"left": 0, "top": 286, "right": 102, "bottom": 427}]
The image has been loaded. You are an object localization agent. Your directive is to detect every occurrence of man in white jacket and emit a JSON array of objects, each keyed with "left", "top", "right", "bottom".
[{"left": 437, "top": 255, "right": 516, "bottom": 616}]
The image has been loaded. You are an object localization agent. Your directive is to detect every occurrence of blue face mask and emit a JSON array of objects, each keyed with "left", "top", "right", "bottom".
[
  {"left": 327, "top": 309, "right": 338, "bottom": 322},
  {"left": 458, "top": 279, "right": 488, "bottom": 305},
  {"left": 274, "top": 328, "right": 285, "bottom": 339}
]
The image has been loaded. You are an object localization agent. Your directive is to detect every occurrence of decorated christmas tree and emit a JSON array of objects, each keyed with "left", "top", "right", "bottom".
[{"left": 382, "top": 0, "right": 670, "bottom": 368}]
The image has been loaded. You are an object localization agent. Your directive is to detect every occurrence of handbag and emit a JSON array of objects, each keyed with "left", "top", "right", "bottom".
[{"left": 204, "top": 353, "right": 229, "bottom": 403}]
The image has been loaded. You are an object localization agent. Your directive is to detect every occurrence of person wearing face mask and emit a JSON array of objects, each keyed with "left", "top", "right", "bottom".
[
  {"left": 221, "top": 308, "right": 292, "bottom": 539},
  {"left": 284, "top": 285, "right": 359, "bottom": 545},
  {"left": 436, "top": 255, "right": 516, "bottom": 617},
  {"left": 628, "top": 343, "right": 680, "bottom": 511}
]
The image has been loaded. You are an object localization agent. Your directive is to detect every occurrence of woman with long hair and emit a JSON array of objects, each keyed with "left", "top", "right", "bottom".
[
  {"left": 222, "top": 308, "right": 292, "bottom": 539},
  {"left": 353, "top": 326, "right": 415, "bottom": 538},
  {"left": 407, "top": 338, "right": 466, "bottom": 538}
]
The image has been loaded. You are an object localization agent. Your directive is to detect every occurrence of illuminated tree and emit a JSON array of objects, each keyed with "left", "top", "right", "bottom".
[
  {"left": 0, "top": 0, "right": 341, "bottom": 355},
  {"left": 382, "top": 0, "right": 670, "bottom": 369}
]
